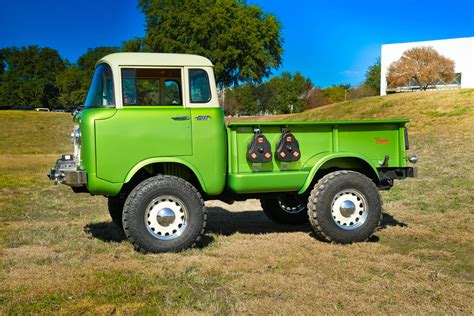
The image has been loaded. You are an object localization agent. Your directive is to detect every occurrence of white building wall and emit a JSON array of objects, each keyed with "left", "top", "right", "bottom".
[{"left": 380, "top": 37, "right": 474, "bottom": 95}]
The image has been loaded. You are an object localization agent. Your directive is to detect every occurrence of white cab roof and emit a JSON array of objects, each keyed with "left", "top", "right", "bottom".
[{"left": 98, "top": 53, "right": 213, "bottom": 68}]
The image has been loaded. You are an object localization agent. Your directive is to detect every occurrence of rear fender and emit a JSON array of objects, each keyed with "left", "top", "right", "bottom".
[{"left": 298, "top": 152, "right": 380, "bottom": 194}]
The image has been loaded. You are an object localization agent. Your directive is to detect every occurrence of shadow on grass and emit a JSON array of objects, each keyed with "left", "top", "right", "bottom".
[
  {"left": 380, "top": 211, "right": 408, "bottom": 229},
  {"left": 83, "top": 221, "right": 217, "bottom": 248},
  {"left": 84, "top": 222, "right": 126, "bottom": 243},
  {"left": 205, "top": 207, "right": 312, "bottom": 235},
  {"left": 83, "top": 207, "right": 407, "bottom": 246}
]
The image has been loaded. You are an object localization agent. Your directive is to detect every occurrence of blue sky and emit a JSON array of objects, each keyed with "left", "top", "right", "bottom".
[{"left": 1, "top": 0, "right": 473, "bottom": 87}]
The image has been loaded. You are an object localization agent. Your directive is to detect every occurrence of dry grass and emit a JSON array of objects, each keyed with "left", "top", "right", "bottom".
[
  {"left": 0, "top": 111, "right": 71, "bottom": 155},
  {"left": 1, "top": 90, "right": 473, "bottom": 314}
]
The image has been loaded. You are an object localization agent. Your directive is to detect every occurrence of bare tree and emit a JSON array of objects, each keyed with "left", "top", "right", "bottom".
[
  {"left": 305, "top": 88, "right": 330, "bottom": 110},
  {"left": 387, "top": 46, "right": 455, "bottom": 91}
]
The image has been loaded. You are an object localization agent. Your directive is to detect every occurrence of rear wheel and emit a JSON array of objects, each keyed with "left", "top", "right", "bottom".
[
  {"left": 307, "top": 170, "right": 382, "bottom": 243},
  {"left": 122, "top": 175, "right": 206, "bottom": 253},
  {"left": 260, "top": 195, "right": 308, "bottom": 224}
]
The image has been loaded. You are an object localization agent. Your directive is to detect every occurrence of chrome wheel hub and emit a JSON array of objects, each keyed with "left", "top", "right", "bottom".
[
  {"left": 331, "top": 189, "right": 368, "bottom": 230},
  {"left": 145, "top": 195, "right": 187, "bottom": 240},
  {"left": 156, "top": 208, "right": 176, "bottom": 226},
  {"left": 340, "top": 200, "right": 356, "bottom": 217}
]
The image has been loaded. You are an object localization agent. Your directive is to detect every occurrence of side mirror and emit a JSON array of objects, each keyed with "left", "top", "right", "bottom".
[{"left": 71, "top": 105, "right": 84, "bottom": 117}]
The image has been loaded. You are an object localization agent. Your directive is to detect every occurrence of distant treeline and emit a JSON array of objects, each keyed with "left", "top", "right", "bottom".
[
  {"left": 0, "top": 46, "right": 121, "bottom": 110},
  {"left": 222, "top": 63, "right": 381, "bottom": 116},
  {"left": 0, "top": 44, "right": 381, "bottom": 114}
]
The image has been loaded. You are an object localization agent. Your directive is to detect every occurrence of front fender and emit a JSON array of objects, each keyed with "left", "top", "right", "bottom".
[
  {"left": 298, "top": 152, "right": 380, "bottom": 194},
  {"left": 124, "top": 157, "right": 208, "bottom": 193}
]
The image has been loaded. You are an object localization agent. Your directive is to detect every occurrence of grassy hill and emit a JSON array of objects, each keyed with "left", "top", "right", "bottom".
[
  {"left": 0, "top": 89, "right": 473, "bottom": 314},
  {"left": 259, "top": 88, "right": 473, "bottom": 121}
]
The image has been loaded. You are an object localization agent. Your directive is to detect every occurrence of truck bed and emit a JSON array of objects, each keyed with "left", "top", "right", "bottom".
[{"left": 226, "top": 119, "right": 409, "bottom": 194}]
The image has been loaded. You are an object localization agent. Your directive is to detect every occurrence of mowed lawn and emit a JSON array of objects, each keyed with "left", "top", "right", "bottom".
[{"left": 1, "top": 89, "right": 473, "bottom": 314}]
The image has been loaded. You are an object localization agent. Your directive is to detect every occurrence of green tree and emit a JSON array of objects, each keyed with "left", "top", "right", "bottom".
[
  {"left": 225, "top": 83, "right": 258, "bottom": 115},
  {"left": 122, "top": 38, "right": 146, "bottom": 52},
  {"left": 77, "top": 46, "right": 120, "bottom": 77},
  {"left": 138, "top": 0, "right": 283, "bottom": 87},
  {"left": 56, "top": 65, "right": 88, "bottom": 109},
  {"left": 55, "top": 46, "right": 119, "bottom": 109},
  {"left": 0, "top": 49, "right": 6, "bottom": 75},
  {"left": 255, "top": 82, "right": 276, "bottom": 114},
  {"left": 322, "top": 85, "right": 350, "bottom": 103},
  {"left": 224, "top": 72, "right": 313, "bottom": 115},
  {"left": 221, "top": 88, "right": 240, "bottom": 116},
  {"left": 265, "top": 72, "right": 312, "bottom": 114},
  {"left": 364, "top": 58, "right": 381, "bottom": 93},
  {"left": 0, "top": 46, "right": 65, "bottom": 108}
]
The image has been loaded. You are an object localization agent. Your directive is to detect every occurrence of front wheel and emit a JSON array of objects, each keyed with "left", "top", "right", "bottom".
[
  {"left": 260, "top": 195, "right": 308, "bottom": 225},
  {"left": 122, "top": 175, "right": 206, "bottom": 253},
  {"left": 307, "top": 170, "right": 382, "bottom": 243},
  {"left": 107, "top": 195, "right": 126, "bottom": 229}
]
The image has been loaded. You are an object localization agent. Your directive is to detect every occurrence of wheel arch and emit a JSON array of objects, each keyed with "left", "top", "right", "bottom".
[
  {"left": 124, "top": 158, "right": 208, "bottom": 194},
  {"left": 298, "top": 152, "right": 380, "bottom": 194}
]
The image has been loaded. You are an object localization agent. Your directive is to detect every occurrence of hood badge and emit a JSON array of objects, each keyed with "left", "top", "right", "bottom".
[{"left": 195, "top": 115, "right": 211, "bottom": 121}]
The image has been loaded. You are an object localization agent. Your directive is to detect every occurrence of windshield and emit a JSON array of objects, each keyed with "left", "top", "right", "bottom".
[{"left": 84, "top": 63, "right": 115, "bottom": 108}]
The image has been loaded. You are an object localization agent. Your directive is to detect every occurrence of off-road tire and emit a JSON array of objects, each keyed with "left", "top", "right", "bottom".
[
  {"left": 122, "top": 175, "right": 206, "bottom": 253},
  {"left": 107, "top": 195, "right": 126, "bottom": 229},
  {"left": 307, "top": 170, "right": 382, "bottom": 243},
  {"left": 261, "top": 195, "right": 309, "bottom": 225}
]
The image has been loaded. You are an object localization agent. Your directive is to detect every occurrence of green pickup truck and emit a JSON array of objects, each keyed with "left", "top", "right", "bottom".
[{"left": 49, "top": 53, "right": 416, "bottom": 253}]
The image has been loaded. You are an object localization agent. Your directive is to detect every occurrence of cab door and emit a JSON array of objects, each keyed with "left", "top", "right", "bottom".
[{"left": 95, "top": 67, "right": 192, "bottom": 183}]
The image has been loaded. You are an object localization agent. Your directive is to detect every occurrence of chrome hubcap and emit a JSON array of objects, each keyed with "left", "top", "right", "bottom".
[
  {"left": 145, "top": 195, "right": 187, "bottom": 240},
  {"left": 340, "top": 200, "right": 356, "bottom": 217},
  {"left": 156, "top": 208, "right": 175, "bottom": 226},
  {"left": 331, "top": 189, "right": 368, "bottom": 230}
]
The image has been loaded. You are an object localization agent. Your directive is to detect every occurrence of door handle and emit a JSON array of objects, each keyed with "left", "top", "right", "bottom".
[{"left": 171, "top": 116, "right": 190, "bottom": 121}]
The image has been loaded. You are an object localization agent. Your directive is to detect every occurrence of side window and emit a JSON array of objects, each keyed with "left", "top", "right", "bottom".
[
  {"left": 121, "top": 68, "right": 182, "bottom": 106},
  {"left": 189, "top": 69, "right": 211, "bottom": 103}
]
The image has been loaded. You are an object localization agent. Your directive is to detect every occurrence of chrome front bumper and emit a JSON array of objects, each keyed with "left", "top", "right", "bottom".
[{"left": 48, "top": 154, "right": 87, "bottom": 187}]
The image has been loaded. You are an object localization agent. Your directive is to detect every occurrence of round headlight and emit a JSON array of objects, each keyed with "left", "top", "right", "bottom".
[{"left": 70, "top": 127, "right": 81, "bottom": 145}]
